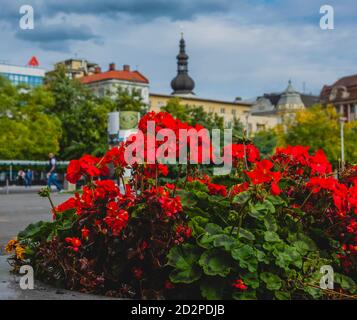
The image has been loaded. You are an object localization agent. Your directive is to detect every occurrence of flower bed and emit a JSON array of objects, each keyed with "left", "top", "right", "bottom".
[{"left": 6, "top": 112, "right": 357, "bottom": 299}]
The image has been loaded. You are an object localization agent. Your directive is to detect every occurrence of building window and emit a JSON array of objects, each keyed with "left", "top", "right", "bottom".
[
  {"left": 220, "top": 107, "right": 225, "bottom": 114},
  {"left": 98, "top": 87, "right": 105, "bottom": 97},
  {"left": 232, "top": 109, "right": 236, "bottom": 116},
  {"left": 256, "top": 124, "right": 266, "bottom": 132}
]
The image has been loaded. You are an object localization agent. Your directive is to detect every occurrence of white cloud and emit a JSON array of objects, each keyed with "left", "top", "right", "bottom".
[{"left": 1, "top": 1, "right": 357, "bottom": 100}]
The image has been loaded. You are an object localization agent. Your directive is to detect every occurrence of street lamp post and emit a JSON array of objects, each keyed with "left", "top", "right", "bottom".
[
  {"left": 340, "top": 117, "right": 347, "bottom": 171},
  {"left": 244, "top": 111, "right": 250, "bottom": 138}
]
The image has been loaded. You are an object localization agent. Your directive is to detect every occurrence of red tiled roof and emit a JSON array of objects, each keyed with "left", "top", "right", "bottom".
[{"left": 80, "top": 70, "right": 149, "bottom": 84}]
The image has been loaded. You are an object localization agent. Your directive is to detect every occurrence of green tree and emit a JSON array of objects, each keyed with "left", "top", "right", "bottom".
[
  {"left": 253, "top": 129, "right": 278, "bottom": 158},
  {"left": 46, "top": 66, "right": 114, "bottom": 159},
  {"left": 0, "top": 76, "right": 61, "bottom": 160},
  {"left": 113, "top": 87, "right": 147, "bottom": 115},
  {"left": 231, "top": 117, "right": 245, "bottom": 143},
  {"left": 281, "top": 105, "right": 357, "bottom": 164}
]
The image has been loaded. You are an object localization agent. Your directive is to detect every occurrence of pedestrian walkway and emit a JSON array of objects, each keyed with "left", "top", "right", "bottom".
[
  {"left": 0, "top": 256, "right": 115, "bottom": 300},
  {"left": 0, "top": 185, "right": 56, "bottom": 195}
]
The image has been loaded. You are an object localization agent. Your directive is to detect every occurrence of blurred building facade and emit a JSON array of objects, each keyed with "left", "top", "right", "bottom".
[
  {"left": 251, "top": 80, "right": 319, "bottom": 123},
  {"left": 320, "top": 74, "right": 357, "bottom": 122},
  {"left": 0, "top": 57, "right": 45, "bottom": 87},
  {"left": 80, "top": 63, "right": 150, "bottom": 104},
  {"left": 46, "top": 58, "right": 100, "bottom": 80}
]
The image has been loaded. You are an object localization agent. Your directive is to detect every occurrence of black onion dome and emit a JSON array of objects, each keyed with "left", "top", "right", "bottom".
[{"left": 171, "top": 35, "right": 195, "bottom": 95}]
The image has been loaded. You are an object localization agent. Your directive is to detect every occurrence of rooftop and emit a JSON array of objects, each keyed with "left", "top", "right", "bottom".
[
  {"left": 80, "top": 63, "right": 149, "bottom": 85},
  {"left": 150, "top": 92, "right": 252, "bottom": 106}
]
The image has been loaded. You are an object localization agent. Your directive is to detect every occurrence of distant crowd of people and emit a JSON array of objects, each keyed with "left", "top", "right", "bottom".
[{"left": 15, "top": 153, "right": 64, "bottom": 192}]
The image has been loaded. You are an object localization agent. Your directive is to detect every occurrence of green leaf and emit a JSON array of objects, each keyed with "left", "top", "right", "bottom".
[
  {"left": 213, "top": 234, "right": 236, "bottom": 251},
  {"left": 304, "top": 286, "right": 323, "bottom": 299},
  {"left": 264, "top": 231, "right": 281, "bottom": 243},
  {"left": 176, "top": 190, "right": 198, "bottom": 208},
  {"left": 275, "top": 246, "right": 302, "bottom": 270},
  {"left": 18, "top": 221, "right": 53, "bottom": 242},
  {"left": 260, "top": 272, "right": 282, "bottom": 291},
  {"left": 189, "top": 216, "right": 209, "bottom": 237},
  {"left": 232, "top": 291, "right": 257, "bottom": 300},
  {"left": 256, "top": 250, "right": 269, "bottom": 264},
  {"left": 232, "top": 191, "right": 250, "bottom": 205},
  {"left": 57, "top": 219, "right": 74, "bottom": 231},
  {"left": 248, "top": 202, "right": 265, "bottom": 219},
  {"left": 167, "top": 244, "right": 202, "bottom": 284},
  {"left": 199, "top": 249, "right": 232, "bottom": 277},
  {"left": 262, "top": 200, "right": 276, "bottom": 214},
  {"left": 197, "top": 223, "right": 224, "bottom": 249},
  {"left": 167, "top": 244, "right": 201, "bottom": 270},
  {"left": 205, "top": 223, "right": 223, "bottom": 235},
  {"left": 290, "top": 234, "right": 317, "bottom": 254},
  {"left": 200, "top": 278, "right": 224, "bottom": 300},
  {"left": 274, "top": 291, "right": 291, "bottom": 300},
  {"left": 264, "top": 215, "right": 278, "bottom": 232},
  {"left": 266, "top": 195, "right": 285, "bottom": 206},
  {"left": 231, "top": 245, "right": 258, "bottom": 272},
  {"left": 170, "top": 266, "right": 202, "bottom": 284},
  {"left": 241, "top": 273, "right": 260, "bottom": 289},
  {"left": 335, "top": 273, "right": 357, "bottom": 293},
  {"left": 238, "top": 228, "right": 255, "bottom": 241}
]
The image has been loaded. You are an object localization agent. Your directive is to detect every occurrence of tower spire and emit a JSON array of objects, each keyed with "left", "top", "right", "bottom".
[{"left": 171, "top": 34, "right": 195, "bottom": 96}]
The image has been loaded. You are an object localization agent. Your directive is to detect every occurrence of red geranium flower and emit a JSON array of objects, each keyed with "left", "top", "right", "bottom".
[
  {"left": 65, "top": 237, "right": 81, "bottom": 252},
  {"left": 81, "top": 227, "right": 90, "bottom": 239},
  {"left": 207, "top": 183, "right": 227, "bottom": 197},
  {"left": 232, "top": 279, "right": 248, "bottom": 290},
  {"left": 132, "top": 267, "right": 144, "bottom": 280}
]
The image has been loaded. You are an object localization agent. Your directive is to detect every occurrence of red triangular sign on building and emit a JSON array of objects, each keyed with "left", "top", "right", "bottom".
[{"left": 28, "top": 56, "right": 39, "bottom": 67}]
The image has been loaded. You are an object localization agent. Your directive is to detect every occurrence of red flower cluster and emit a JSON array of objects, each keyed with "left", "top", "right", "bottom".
[
  {"left": 305, "top": 173, "right": 357, "bottom": 264},
  {"left": 207, "top": 183, "right": 228, "bottom": 197},
  {"left": 245, "top": 160, "right": 281, "bottom": 195},
  {"left": 224, "top": 144, "right": 260, "bottom": 166},
  {"left": 104, "top": 203, "right": 129, "bottom": 236},
  {"left": 175, "top": 225, "right": 192, "bottom": 244},
  {"left": 103, "top": 143, "right": 127, "bottom": 168},
  {"left": 230, "top": 182, "right": 249, "bottom": 198},
  {"left": 66, "top": 155, "right": 109, "bottom": 184},
  {"left": 156, "top": 187, "right": 183, "bottom": 217},
  {"left": 65, "top": 237, "right": 81, "bottom": 252},
  {"left": 273, "top": 146, "right": 332, "bottom": 177}
]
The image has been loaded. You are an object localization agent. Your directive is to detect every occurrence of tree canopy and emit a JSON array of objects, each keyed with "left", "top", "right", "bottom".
[
  {"left": 281, "top": 105, "right": 357, "bottom": 165},
  {"left": 0, "top": 77, "right": 61, "bottom": 160}
]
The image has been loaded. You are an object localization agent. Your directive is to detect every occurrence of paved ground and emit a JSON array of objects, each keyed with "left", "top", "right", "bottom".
[
  {"left": 0, "top": 191, "right": 71, "bottom": 250},
  {"left": 0, "top": 256, "right": 115, "bottom": 300},
  {"left": 0, "top": 190, "right": 117, "bottom": 299}
]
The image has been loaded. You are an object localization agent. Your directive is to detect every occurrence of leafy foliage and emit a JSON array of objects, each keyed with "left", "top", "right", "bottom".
[{"left": 6, "top": 111, "right": 357, "bottom": 300}]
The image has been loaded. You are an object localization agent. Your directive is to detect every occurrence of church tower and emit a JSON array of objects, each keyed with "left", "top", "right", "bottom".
[{"left": 171, "top": 34, "right": 195, "bottom": 96}]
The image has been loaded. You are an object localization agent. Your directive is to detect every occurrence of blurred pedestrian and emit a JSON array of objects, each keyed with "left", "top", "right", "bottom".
[
  {"left": 17, "top": 170, "right": 25, "bottom": 186},
  {"left": 47, "top": 153, "right": 63, "bottom": 192},
  {"left": 25, "top": 169, "right": 33, "bottom": 188}
]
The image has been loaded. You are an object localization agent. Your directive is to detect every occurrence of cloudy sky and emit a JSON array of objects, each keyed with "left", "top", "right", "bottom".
[{"left": 1, "top": 0, "right": 357, "bottom": 100}]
